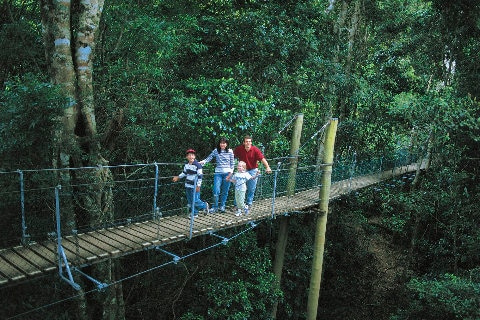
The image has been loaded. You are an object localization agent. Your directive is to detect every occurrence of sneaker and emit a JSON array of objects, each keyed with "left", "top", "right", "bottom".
[
  {"left": 219, "top": 206, "right": 226, "bottom": 213},
  {"left": 209, "top": 207, "right": 218, "bottom": 214},
  {"left": 244, "top": 205, "right": 249, "bottom": 215},
  {"left": 204, "top": 202, "right": 210, "bottom": 215},
  {"left": 235, "top": 209, "right": 242, "bottom": 217}
]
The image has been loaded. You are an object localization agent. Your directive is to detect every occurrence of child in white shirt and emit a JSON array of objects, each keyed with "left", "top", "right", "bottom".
[{"left": 226, "top": 161, "right": 258, "bottom": 216}]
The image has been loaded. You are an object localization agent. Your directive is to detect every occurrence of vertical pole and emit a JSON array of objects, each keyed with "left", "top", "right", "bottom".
[
  {"left": 272, "top": 113, "right": 303, "bottom": 319},
  {"left": 54, "top": 185, "right": 81, "bottom": 290},
  {"left": 306, "top": 118, "right": 338, "bottom": 320},
  {"left": 270, "top": 162, "right": 281, "bottom": 219},
  {"left": 55, "top": 185, "right": 63, "bottom": 276},
  {"left": 18, "top": 170, "right": 29, "bottom": 245},
  {"left": 153, "top": 162, "right": 159, "bottom": 219}
]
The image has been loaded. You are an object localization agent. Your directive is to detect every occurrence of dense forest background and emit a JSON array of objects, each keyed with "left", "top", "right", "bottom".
[{"left": 1, "top": 0, "right": 479, "bottom": 319}]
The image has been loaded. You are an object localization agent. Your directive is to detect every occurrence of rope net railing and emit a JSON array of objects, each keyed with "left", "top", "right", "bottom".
[{"left": 0, "top": 150, "right": 415, "bottom": 250}]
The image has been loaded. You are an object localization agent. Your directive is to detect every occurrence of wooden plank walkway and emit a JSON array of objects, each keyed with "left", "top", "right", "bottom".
[{"left": 0, "top": 164, "right": 418, "bottom": 287}]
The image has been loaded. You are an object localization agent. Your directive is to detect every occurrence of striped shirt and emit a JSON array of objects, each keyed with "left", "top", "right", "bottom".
[
  {"left": 178, "top": 160, "right": 203, "bottom": 188},
  {"left": 202, "top": 148, "right": 234, "bottom": 173}
]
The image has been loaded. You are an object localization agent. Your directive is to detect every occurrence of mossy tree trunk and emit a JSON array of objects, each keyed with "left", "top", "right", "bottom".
[{"left": 40, "top": 0, "right": 124, "bottom": 319}]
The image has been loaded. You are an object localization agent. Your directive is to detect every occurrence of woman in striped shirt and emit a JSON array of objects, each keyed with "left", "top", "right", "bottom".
[{"left": 200, "top": 137, "right": 235, "bottom": 212}]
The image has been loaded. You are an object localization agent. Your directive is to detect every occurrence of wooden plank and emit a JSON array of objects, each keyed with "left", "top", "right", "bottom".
[
  {"left": 105, "top": 226, "right": 150, "bottom": 248},
  {"left": 59, "top": 237, "right": 101, "bottom": 263},
  {"left": 113, "top": 225, "right": 158, "bottom": 245},
  {"left": 79, "top": 232, "right": 127, "bottom": 257},
  {"left": 120, "top": 223, "right": 163, "bottom": 245},
  {"left": 31, "top": 243, "right": 57, "bottom": 266},
  {"left": 202, "top": 212, "right": 254, "bottom": 232},
  {"left": 157, "top": 216, "right": 190, "bottom": 234},
  {"left": 203, "top": 211, "right": 238, "bottom": 225},
  {"left": 153, "top": 217, "right": 189, "bottom": 239},
  {"left": 63, "top": 237, "right": 110, "bottom": 261},
  {"left": 0, "top": 254, "right": 26, "bottom": 282},
  {"left": 87, "top": 229, "right": 138, "bottom": 251},
  {"left": 139, "top": 220, "right": 171, "bottom": 234},
  {"left": 0, "top": 272, "right": 8, "bottom": 285},
  {"left": 130, "top": 221, "right": 177, "bottom": 243},
  {"left": 212, "top": 213, "right": 242, "bottom": 228},
  {"left": 114, "top": 221, "right": 178, "bottom": 245},
  {"left": 11, "top": 246, "right": 56, "bottom": 273},
  {"left": 40, "top": 239, "right": 91, "bottom": 265},
  {"left": 189, "top": 214, "right": 217, "bottom": 232},
  {"left": 0, "top": 249, "right": 43, "bottom": 277}
]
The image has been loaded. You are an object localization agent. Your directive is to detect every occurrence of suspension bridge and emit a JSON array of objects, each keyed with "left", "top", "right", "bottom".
[{"left": 0, "top": 151, "right": 419, "bottom": 290}]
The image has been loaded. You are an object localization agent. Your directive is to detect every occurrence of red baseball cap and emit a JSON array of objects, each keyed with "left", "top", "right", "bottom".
[{"left": 185, "top": 149, "right": 196, "bottom": 154}]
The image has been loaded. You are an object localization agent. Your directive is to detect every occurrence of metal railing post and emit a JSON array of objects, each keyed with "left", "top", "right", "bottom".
[
  {"left": 17, "top": 170, "right": 29, "bottom": 245},
  {"left": 153, "top": 162, "right": 159, "bottom": 219},
  {"left": 55, "top": 185, "right": 80, "bottom": 290}
]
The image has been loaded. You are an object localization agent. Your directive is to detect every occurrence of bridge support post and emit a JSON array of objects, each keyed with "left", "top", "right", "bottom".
[
  {"left": 306, "top": 118, "right": 338, "bottom": 320},
  {"left": 153, "top": 162, "right": 159, "bottom": 219},
  {"left": 17, "top": 170, "right": 30, "bottom": 246},
  {"left": 272, "top": 113, "right": 303, "bottom": 319},
  {"left": 54, "top": 185, "right": 81, "bottom": 291}
]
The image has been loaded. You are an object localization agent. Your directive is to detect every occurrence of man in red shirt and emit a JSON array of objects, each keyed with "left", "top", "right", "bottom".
[{"left": 233, "top": 135, "right": 272, "bottom": 207}]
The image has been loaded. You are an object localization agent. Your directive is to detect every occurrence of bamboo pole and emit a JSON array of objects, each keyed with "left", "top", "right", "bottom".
[
  {"left": 306, "top": 118, "right": 338, "bottom": 320},
  {"left": 271, "top": 113, "right": 303, "bottom": 319}
]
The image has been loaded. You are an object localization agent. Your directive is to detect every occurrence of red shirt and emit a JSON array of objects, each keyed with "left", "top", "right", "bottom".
[{"left": 234, "top": 145, "right": 265, "bottom": 170}]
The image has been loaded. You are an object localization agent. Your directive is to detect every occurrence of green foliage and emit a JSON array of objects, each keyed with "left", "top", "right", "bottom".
[
  {"left": 169, "top": 76, "right": 284, "bottom": 147},
  {"left": 392, "top": 273, "right": 480, "bottom": 320},
  {"left": 183, "top": 232, "right": 281, "bottom": 319},
  {"left": 0, "top": 73, "right": 64, "bottom": 168},
  {"left": 0, "top": 1, "right": 45, "bottom": 84},
  {"left": 95, "top": 0, "right": 339, "bottom": 163}
]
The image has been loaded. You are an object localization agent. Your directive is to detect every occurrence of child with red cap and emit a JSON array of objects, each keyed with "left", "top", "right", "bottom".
[{"left": 173, "top": 149, "right": 209, "bottom": 216}]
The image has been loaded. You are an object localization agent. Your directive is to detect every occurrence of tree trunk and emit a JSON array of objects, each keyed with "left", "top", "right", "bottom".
[
  {"left": 409, "top": 130, "right": 433, "bottom": 269},
  {"left": 332, "top": 0, "right": 364, "bottom": 119},
  {"left": 40, "top": 0, "right": 125, "bottom": 318}
]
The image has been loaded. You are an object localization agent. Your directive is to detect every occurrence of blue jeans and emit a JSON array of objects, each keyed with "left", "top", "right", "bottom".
[
  {"left": 234, "top": 168, "right": 259, "bottom": 206},
  {"left": 245, "top": 168, "right": 259, "bottom": 205},
  {"left": 213, "top": 172, "right": 231, "bottom": 209},
  {"left": 185, "top": 187, "right": 207, "bottom": 214}
]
